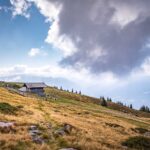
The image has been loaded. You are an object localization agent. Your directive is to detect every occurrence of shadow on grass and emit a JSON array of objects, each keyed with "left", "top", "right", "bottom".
[
  {"left": 0, "top": 102, "right": 21, "bottom": 115},
  {"left": 122, "top": 136, "right": 150, "bottom": 150}
]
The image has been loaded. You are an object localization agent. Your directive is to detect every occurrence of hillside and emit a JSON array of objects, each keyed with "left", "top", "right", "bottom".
[{"left": 0, "top": 86, "right": 150, "bottom": 150}]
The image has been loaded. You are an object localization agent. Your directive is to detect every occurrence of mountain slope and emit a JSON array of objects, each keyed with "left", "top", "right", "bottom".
[{"left": 0, "top": 87, "right": 150, "bottom": 150}]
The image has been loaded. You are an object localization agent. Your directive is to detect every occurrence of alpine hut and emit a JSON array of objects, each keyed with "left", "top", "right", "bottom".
[{"left": 20, "top": 82, "right": 47, "bottom": 96}]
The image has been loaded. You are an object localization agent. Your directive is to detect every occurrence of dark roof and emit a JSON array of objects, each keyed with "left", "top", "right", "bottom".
[{"left": 23, "top": 82, "right": 47, "bottom": 89}]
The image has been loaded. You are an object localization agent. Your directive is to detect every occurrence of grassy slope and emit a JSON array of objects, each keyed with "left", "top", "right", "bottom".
[
  {"left": 45, "top": 87, "right": 150, "bottom": 118},
  {"left": 0, "top": 87, "right": 150, "bottom": 150}
]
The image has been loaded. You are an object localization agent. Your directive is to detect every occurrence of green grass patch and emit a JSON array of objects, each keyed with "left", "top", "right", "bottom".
[
  {"left": 116, "top": 116, "right": 150, "bottom": 129},
  {"left": 122, "top": 136, "right": 150, "bottom": 150},
  {"left": 0, "top": 102, "right": 19, "bottom": 115},
  {"left": 58, "top": 137, "right": 70, "bottom": 148}
]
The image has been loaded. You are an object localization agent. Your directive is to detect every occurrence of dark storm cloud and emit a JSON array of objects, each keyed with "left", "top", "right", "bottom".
[{"left": 50, "top": 0, "right": 150, "bottom": 74}]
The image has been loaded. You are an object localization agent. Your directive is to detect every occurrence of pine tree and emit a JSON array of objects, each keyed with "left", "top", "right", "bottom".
[
  {"left": 79, "top": 91, "right": 81, "bottom": 95},
  {"left": 129, "top": 104, "right": 133, "bottom": 109},
  {"left": 107, "top": 97, "right": 112, "bottom": 102},
  {"left": 101, "top": 99, "right": 107, "bottom": 107},
  {"left": 140, "top": 105, "right": 150, "bottom": 113},
  {"left": 71, "top": 88, "right": 74, "bottom": 93},
  {"left": 60, "top": 86, "right": 63, "bottom": 90},
  {"left": 140, "top": 105, "right": 146, "bottom": 112}
]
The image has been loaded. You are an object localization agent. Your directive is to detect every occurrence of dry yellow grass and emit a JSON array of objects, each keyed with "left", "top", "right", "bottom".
[{"left": 0, "top": 87, "right": 150, "bottom": 150}]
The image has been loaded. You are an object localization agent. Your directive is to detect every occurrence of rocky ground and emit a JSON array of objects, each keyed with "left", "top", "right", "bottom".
[{"left": 0, "top": 87, "right": 150, "bottom": 150}]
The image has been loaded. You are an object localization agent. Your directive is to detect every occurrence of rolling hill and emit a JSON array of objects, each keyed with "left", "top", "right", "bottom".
[{"left": 0, "top": 83, "right": 150, "bottom": 150}]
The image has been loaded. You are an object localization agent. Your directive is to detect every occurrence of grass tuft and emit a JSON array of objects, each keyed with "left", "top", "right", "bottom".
[
  {"left": 7, "top": 141, "right": 31, "bottom": 150},
  {"left": 0, "top": 102, "right": 18, "bottom": 114},
  {"left": 122, "top": 136, "right": 150, "bottom": 150},
  {"left": 131, "top": 127, "right": 149, "bottom": 134}
]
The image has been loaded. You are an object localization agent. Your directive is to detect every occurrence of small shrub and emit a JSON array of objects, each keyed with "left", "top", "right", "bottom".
[
  {"left": 0, "top": 140, "right": 6, "bottom": 147},
  {"left": 17, "top": 105, "right": 24, "bottom": 109},
  {"left": 11, "top": 84, "right": 21, "bottom": 89},
  {"left": 105, "top": 123, "right": 123, "bottom": 128},
  {"left": 122, "top": 136, "right": 150, "bottom": 150},
  {"left": 58, "top": 138, "right": 69, "bottom": 148},
  {"left": 0, "top": 102, "right": 18, "bottom": 114},
  {"left": 42, "top": 133, "right": 50, "bottom": 140}
]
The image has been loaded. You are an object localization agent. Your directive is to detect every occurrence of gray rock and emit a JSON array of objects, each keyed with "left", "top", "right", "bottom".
[
  {"left": 29, "top": 131, "right": 37, "bottom": 137},
  {"left": 30, "top": 129, "right": 42, "bottom": 134},
  {"left": 0, "top": 122, "right": 14, "bottom": 127},
  {"left": 29, "top": 125, "right": 44, "bottom": 144},
  {"left": 29, "top": 125, "right": 37, "bottom": 130},
  {"left": 29, "top": 130, "right": 42, "bottom": 137},
  {"left": 0, "top": 122, "right": 15, "bottom": 133},
  {"left": 33, "top": 137, "right": 44, "bottom": 144},
  {"left": 54, "top": 123, "right": 74, "bottom": 137},
  {"left": 64, "top": 124, "right": 73, "bottom": 134},
  {"left": 144, "top": 132, "right": 150, "bottom": 137},
  {"left": 29, "top": 125, "right": 42, "bottom": 137}
]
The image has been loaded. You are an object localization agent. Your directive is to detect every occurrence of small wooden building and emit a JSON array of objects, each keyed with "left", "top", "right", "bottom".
[{"left": 20, "top": 82, "right": 47, "bottom": 96}]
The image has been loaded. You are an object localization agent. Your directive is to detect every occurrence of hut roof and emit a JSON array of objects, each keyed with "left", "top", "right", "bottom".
[{"left": 24, "top": 82, "right": 47, "bottom": 89}]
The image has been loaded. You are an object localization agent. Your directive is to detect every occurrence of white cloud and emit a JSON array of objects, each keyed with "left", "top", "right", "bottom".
[
  {"left": 29, "top": 0, "right": 60, "bottom": 22},
  {"left": 140, "top": 57, "right": 150, "bottom": 76},
  {"left": 2, "top": 76, "right": 21, "bottom": 82},
  {"left": 45, "top": 21, "right": 78, "bottom": 56},
  {"left": 29, "top": 0, "right": 77, "bottom": 57},
  {"left": 110, "top": 1, "right": 149, "bottom": 28},
  {"left": 28, "top": 48, "right": 47, "bottom": 57},
  {"left": 28, "top": 48, "right": 40, "bottom": 57},
  {"left": 89, "top": 46, "right": 107, "bottom": 60},
  {"left": 0, "top": 64, "right": 121, "bottom": 88},
  {"left": 130, "top": 57, "right": 150, "bottom": 78},
  {"left": 10, "top": 0, "right": 31, "bottom": 18},
  {"left": 8, "top": 76, "right": 22, "bottom": 82},
  {"left": 110, "top": 4, "right": 138, "bottom": 27}
]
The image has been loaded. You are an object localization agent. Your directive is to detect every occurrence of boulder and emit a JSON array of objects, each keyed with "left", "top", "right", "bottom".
[{"left": 54, "top": 123, "right": 74, "bottom": 137}]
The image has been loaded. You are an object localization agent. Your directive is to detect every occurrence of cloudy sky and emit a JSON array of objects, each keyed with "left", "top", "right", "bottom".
[{"left": 0, "top": 0, "right": 150, "bottom": 108}]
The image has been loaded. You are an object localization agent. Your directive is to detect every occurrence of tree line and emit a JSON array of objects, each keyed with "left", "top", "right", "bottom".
[
  {"left": 54, "top": 86, "right": 82, "bottom": 95},
  {"left": 55, "top": 86, "right": 150, "bottom": 113},
  {"left": 99, "top": 96, "right": 150, "bottom": 113}
]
